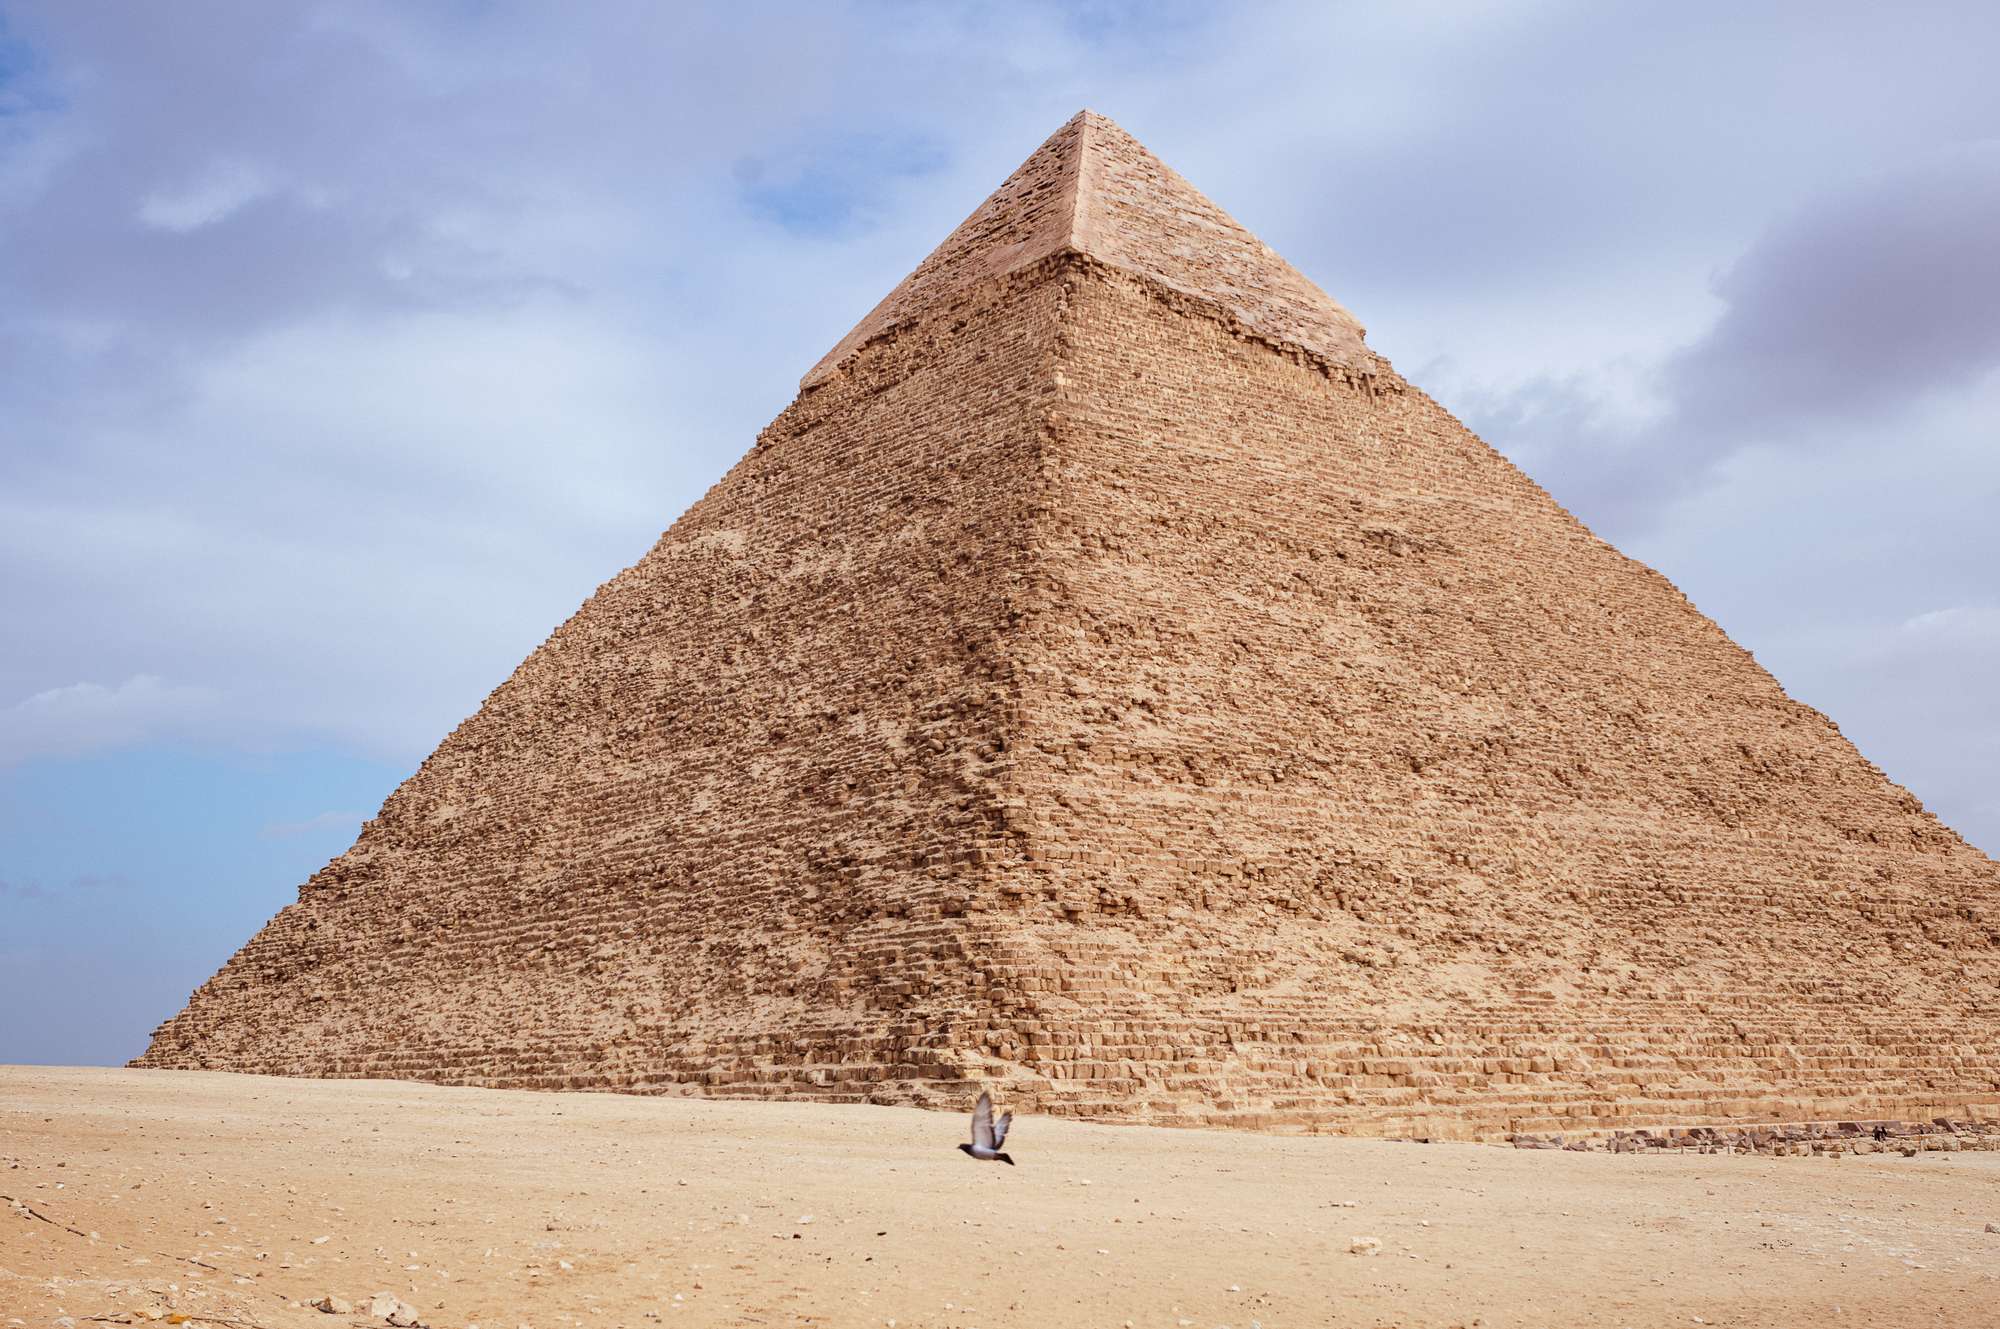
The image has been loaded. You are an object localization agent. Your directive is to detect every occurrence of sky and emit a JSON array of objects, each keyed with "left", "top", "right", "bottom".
[{"left": 3, "top": 0, "right": 1996, "bottom": 1066}]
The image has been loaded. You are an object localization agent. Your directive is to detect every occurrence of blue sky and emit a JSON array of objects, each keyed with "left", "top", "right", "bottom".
[
  {"left": 0, "top": 745, "right": 400, "bottom": 1062},
  {"left": 3, "top": 0, "right": 1997, "bottom": 1065}
]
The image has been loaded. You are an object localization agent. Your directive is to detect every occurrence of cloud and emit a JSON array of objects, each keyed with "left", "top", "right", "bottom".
[
  {"left": 0, "top": 0, "right": 1134, "bottom": 765},
  {"left": 1807, "top": 600, "right": 2000, "bottom": 854},
  {"left": 1457, "top": 147, "right": 2000, "bottom": 535},
  {"left": 136, "top": 157, "right": 274, "bottom": 232},
  {"left": 1665, "top": 143, "right": 2000, "bottom": 443},
  {"left": 0, "top": 0, "right": 1994, "bottom": 862},
  {"left": 0, "top": 674, "right": 218, "bottom": 765},
  {"left": 260, "top": 809, "right": 366, "bottom": 839},
  {"left": 0, "top": 871, "right": 129, "bottom": 899},
  {"left": 1894, "top": 605, "right": 2000, "bottom": 646}
]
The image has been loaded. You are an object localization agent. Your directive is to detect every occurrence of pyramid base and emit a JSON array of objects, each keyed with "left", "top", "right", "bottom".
[{"left": 135, "top": 1008, "right": 2000, "bottom": 1142}]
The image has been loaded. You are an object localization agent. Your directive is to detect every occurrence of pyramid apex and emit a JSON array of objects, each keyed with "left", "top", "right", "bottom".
[{"left": 801, "top": 112, "right": 1369, "bottom": 388}]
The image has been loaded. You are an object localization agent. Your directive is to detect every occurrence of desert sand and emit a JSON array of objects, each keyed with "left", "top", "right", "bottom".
[{"left": 4, "top": 1069, "right": 1998, "bottom": 1327}]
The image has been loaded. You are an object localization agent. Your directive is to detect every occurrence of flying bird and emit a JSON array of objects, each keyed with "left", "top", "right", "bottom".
[{"left": 958, "top": 1090, "right": 1015, "bottom": 1165}]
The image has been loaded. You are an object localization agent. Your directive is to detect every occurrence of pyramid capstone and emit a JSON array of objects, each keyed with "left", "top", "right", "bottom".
[
  {"left": 138, "top": 112, "right": 2000, "bottom": 1139},
  {"left": 803, "top": 111, "right": 1372, "bottom": 388}
]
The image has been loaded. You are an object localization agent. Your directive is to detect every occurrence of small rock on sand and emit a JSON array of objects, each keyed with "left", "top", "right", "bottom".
[
  {"left": 314, "top": 1295, "right": 353, "bottom": 1314},
  {"left": 1350, "top": 1237, "right": 1382, "bottom": 1256},
  {"left": 368, "top": 1291, "right": 425, "bottom": 1326}
]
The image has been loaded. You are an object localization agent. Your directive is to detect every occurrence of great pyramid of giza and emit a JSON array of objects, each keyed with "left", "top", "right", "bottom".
[{"left": 139, "top": 111, "right": 2000, "bottom": 1138}]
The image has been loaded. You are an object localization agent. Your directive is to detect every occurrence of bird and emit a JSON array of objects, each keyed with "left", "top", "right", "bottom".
[{"left": 957, "top": 1090, "right": 1015, "bottom": 1165}]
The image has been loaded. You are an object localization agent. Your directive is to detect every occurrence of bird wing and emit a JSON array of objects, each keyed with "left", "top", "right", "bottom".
[
  {"left": 971, "top": 1092, "right": 995, "bottom": 1150},
  {"left": 993, "top": 1109, "right": 1012, "bottom": 1150}
]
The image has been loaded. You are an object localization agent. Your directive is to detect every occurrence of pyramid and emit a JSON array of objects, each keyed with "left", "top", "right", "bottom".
[{"left": 139, "top": 112, "right": 2000, "bottom": 1138}]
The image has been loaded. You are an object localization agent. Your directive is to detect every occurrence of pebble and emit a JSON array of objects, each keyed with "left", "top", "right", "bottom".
[
  {"left": 1349, "top": 1236, "right": 1382, "bottom": 1256},
  {"left": 1985, "top": 1222, "right": 1999, "bottom": 1234},
  {"left": 314, "top": 1295, "right": 354, "bottom": 1314}
]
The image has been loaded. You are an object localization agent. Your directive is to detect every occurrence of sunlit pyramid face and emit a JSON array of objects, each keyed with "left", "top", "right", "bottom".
[{"left": 138, "top": 111, "right": 2000, "bottom": 1142}]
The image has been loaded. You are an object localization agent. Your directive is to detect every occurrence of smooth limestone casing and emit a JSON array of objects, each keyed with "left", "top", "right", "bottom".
[{"left": 138, "top": 114, "right": 2000, "bottom": 1138}]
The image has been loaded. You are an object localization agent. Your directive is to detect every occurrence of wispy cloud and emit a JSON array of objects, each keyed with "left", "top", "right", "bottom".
[
  {"left": 0, "top": 674, "right": 218, "bottom": 765},
  {"left": 0, "top": 871, "right": 131, "bottom": 899},
  {"left": 136, "top": 157, "right": 274, "bottom": 232},
  {"left": 260, "top": 809, "right": 366, "bottom": 839}
]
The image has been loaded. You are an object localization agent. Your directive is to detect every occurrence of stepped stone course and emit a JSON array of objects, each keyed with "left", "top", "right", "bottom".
[{"left": 137, "top": 111, "right": 2000, "bottom": 1139}]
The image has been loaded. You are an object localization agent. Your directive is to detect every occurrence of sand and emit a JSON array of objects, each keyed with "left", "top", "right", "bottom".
[{"left": 3, "top": 1068, "right": 1997, "bottom": 1328}]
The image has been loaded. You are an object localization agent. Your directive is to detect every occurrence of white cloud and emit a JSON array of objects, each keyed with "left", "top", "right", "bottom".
[
  {"left": 1898, "top": 606, "right": 2000, "bottom": 644},
  {"left": 0, "top": 674, "right": 218, "bottom": 764},
  {"left": 136, "top": 158, "right": 273, "bottom": 232}
]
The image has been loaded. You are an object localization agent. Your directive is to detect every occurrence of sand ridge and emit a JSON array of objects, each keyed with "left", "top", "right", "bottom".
[{"left": 5, "top": 1068, "right": 1999, "bottom": 1328}]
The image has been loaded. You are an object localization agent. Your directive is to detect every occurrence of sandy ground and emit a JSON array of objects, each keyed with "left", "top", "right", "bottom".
[{"left": 3, "top": 1068, "right": 1997, "bottom": 1328}]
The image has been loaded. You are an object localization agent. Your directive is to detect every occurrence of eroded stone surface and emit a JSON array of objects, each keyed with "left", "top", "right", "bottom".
[{"left": 137, "top": 113, "right": 2000, "bottom": 1138}]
